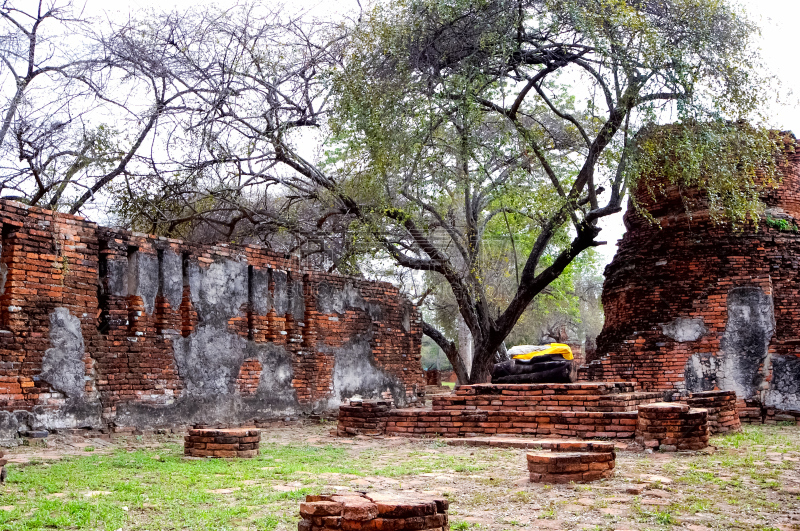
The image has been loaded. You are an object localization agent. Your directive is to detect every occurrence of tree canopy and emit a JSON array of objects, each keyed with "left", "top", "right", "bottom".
[
  {"left": 0, "top": 0, "right": 787, "bottom": 383},
  {"left": 320, "top": 0, "right": 782, "bottom": 381}
]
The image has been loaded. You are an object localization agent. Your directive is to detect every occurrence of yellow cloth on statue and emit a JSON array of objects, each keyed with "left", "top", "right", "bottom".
[{"left": 511, "top": 343, "right": 573, "bottom": 361}]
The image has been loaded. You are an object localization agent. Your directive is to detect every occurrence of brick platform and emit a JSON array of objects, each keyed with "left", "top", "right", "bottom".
[
  {"left": 764, "top": 408, "right": 800, "bottom": 424},
  {"left": 337, "top": 400, "right": 390, "bottom": 436},
  {"left": 635, "top": 403, "right": 709, "bottom": 451},
  {"left": 298, "top": 492, "right": 449, "bottom": 531},
  {"left": 443, "top": 436, "right": 627, "bottom": 450},
  {"left": 424, "top": 385, "right": 452, "bottom": 397},
  {"left": 738, "top": 406, "right": 763, "bottom": 424},
  {"left": 434, "top": 382, "right": 660, "bottom": 412},
  {"left": 740, "top": 406, "right": 800, "bottom": 425},
  {"left": 527, "top": 440, "right": 616, "bottom": 483},
  {"left": 685, "top": 391, "right": 741, "bottom": 434},
  {"left": 183, "top": 428, "right": 261, "bottom": 458},
  {"left": 384, "top": 408, "right": 638, "bottom": 439},
  {"left": 338, "top": 383, "right": 651, "bottom": 440},
  {"left": 337, "top": 384, "right": 719, "bottom": 451}
]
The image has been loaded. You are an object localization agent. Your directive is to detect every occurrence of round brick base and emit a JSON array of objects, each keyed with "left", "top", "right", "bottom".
[
  {"left": 299, "top": 492, "right": 449, "bottom": 531},
  {"left": 635, "top": 402, "right": 709, "bottom": 451},
  {"left": 337, "top": 400, "right": 390, "bottom": 437},
  {"left": 527, "top": 450, "right": 615, "bottom": 483},
  {"left": 686, "top": 391, "right": 741, "bottom": 435},
  {"left": 184, "top": 428, "right": 261, "bottom": 458}
]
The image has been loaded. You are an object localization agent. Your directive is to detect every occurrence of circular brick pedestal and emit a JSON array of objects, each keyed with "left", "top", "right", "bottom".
[
  {"left": 526, "top": 440, "right": 616, "bottom": 483},
  {"left": 686, "top": 390, "right": 740, "bottom": 434},
  {"left": 184, "top": 428, "right": 260, "bottom": 458},
  {"left": 635, "top": 402, "right": 708, "bottom": 451},
  {"left": 337, "top": 400, "right": 390, "bottom": 436},
  {"left": 299, "top": 492, "right": 449, "bottom": 531}
]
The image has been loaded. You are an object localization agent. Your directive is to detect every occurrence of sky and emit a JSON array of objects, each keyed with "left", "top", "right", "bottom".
[{"left": 78, "top": 0, "right": 800, "bottom": 266}]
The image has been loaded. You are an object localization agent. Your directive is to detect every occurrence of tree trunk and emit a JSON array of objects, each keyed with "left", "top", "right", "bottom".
[
  {"left": 457, "top": 313, "right": 473, "bottom": 383},
  {"left": 467, "top": 343, "right": 493, "bottom": 384}
]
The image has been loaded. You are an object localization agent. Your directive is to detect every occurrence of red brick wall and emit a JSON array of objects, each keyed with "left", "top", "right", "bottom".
[
  {"left": 584, "top": 134, "right": 800, "bottom": 413},
  {"left": 0, "top": 199, "right": 423, "bottom": 432}
]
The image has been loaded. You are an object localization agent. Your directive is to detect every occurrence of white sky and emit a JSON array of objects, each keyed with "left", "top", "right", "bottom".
[{"left": 78, "top": 0, "right": 800, "bottom": 266}]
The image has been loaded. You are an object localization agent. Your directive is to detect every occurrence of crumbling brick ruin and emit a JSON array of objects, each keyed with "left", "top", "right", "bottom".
[
  {"left": 298, "top": 492, "right": 449, "bottom": 531},
  {"left": 583, "top": 134, "right": 800, "bottom": 419},
  {"left": 184, "top": 427, "right": 261, "bottom": 458},
  {"left": 635, "top": 403, "right": 709, "bottom": 451},
  {"left": 526, "top": 440, "right": 616, "bottom": 483},
  {"left": 337, "top": 383, "right": 714, "bottom": 453},
  {"left": 685, "top": 390, "right": 740, "bottom": 434},
  {"left": 0, "top": 200, "right": 424, "bottom": 441}
]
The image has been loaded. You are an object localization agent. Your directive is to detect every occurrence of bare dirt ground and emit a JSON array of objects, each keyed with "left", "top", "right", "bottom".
[{"left": 3, "top": 421, "right": 799, "bottom": 531}]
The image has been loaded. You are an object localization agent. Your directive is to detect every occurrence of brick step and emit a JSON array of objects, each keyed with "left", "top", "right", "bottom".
[
  {"left": 443, "top": 436, "right": 620, "bottom": 451},
  {"left": 455, "top": 382, "right": 637, "bottom": 396},
  {"left": 433, "top": 391, "right": 661, "bottom": 412},
  {"left": 383, "top": 408, "right": 638, "bottom": 439}
]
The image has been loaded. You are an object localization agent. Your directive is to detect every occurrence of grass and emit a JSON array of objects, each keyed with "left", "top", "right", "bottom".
[
  {"left": 0, "top": 424, "right": 797, "bottom": 530},
  {"left": 0, "top": 440, "right": 499, "bottom": 531},
  {"left": 0, "top": 443, "right": 322, "bottom": 530}
]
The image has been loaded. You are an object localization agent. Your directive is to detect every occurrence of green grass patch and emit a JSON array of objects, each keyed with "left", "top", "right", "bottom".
[{"left": 0, "top": 440, "right": 499, "bottom": 530}]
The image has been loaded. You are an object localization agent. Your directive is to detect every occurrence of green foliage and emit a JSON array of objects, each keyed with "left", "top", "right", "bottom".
[
  {"left": 107, "top": 172, "right": 220, "bottom": 238},
  {"left": 765, "top": 216, "right": 798, "bottom": 233},
  {"left": 628, "top": 122, "right": 792, "bottom": 228}
]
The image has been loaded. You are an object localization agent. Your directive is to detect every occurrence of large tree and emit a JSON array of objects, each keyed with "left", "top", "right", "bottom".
[
  {"left": 316, "top": 0, "right": 782, "bottom": 382},
  {"left": 1, "top": 0, "right": 785, "bottom": 383}
]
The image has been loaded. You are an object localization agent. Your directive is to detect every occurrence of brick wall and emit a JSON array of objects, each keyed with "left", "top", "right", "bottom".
[
  {"left": 583, "top": 133, "right": 800, "bottom": 414},
  {"left": 0, "top": 200, "right": 423, "bottom": 437}
]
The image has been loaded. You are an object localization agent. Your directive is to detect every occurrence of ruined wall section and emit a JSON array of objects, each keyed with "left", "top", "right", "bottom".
[
  {"left": 0, "top": 200, "right": 423, "bottom": 437},
  {"left": 0, "top": 203, "right": 103, "bottom": 431},
  {"left": 301, "top": 272, "right": 423, "bottom": 408},
  {"left": 584, "top": 135, "right": 800, "bottom": 411}
]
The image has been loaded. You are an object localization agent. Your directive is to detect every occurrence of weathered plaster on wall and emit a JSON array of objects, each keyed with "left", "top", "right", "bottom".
[
  {"left": 662, "top": 318, "right": 707, "bottom": 343},
  {"left": 128, "top": 251, "right": 159, "bottom": 315},
  {"left": 719, "top": 287, "right": 775, "bottom": 400},
  {"left": 40, "top": 308, "right": 86, "bottom": 399},
  {"left": 0, "top": 199, "right": 424, "bottom": 441}
]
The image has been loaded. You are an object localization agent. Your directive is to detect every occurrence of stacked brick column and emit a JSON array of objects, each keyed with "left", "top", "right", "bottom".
[
  {"left": 527, "top": 440, "right": 616, "bottom": 483},
  {"left": 298, "top": 492, "right": 449, "bottom": 531},
  {"left": 183, "top": 428, "right": 260, "bottom": 458},
  {"left": 685, "top": 391, "right": 740, "bottom": 434},
  {"left": 336, "top": 400, "right": 390, "bottom": 436},
  {"left": 635, "top": 403, "right": 709, "bottom": 451}
]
